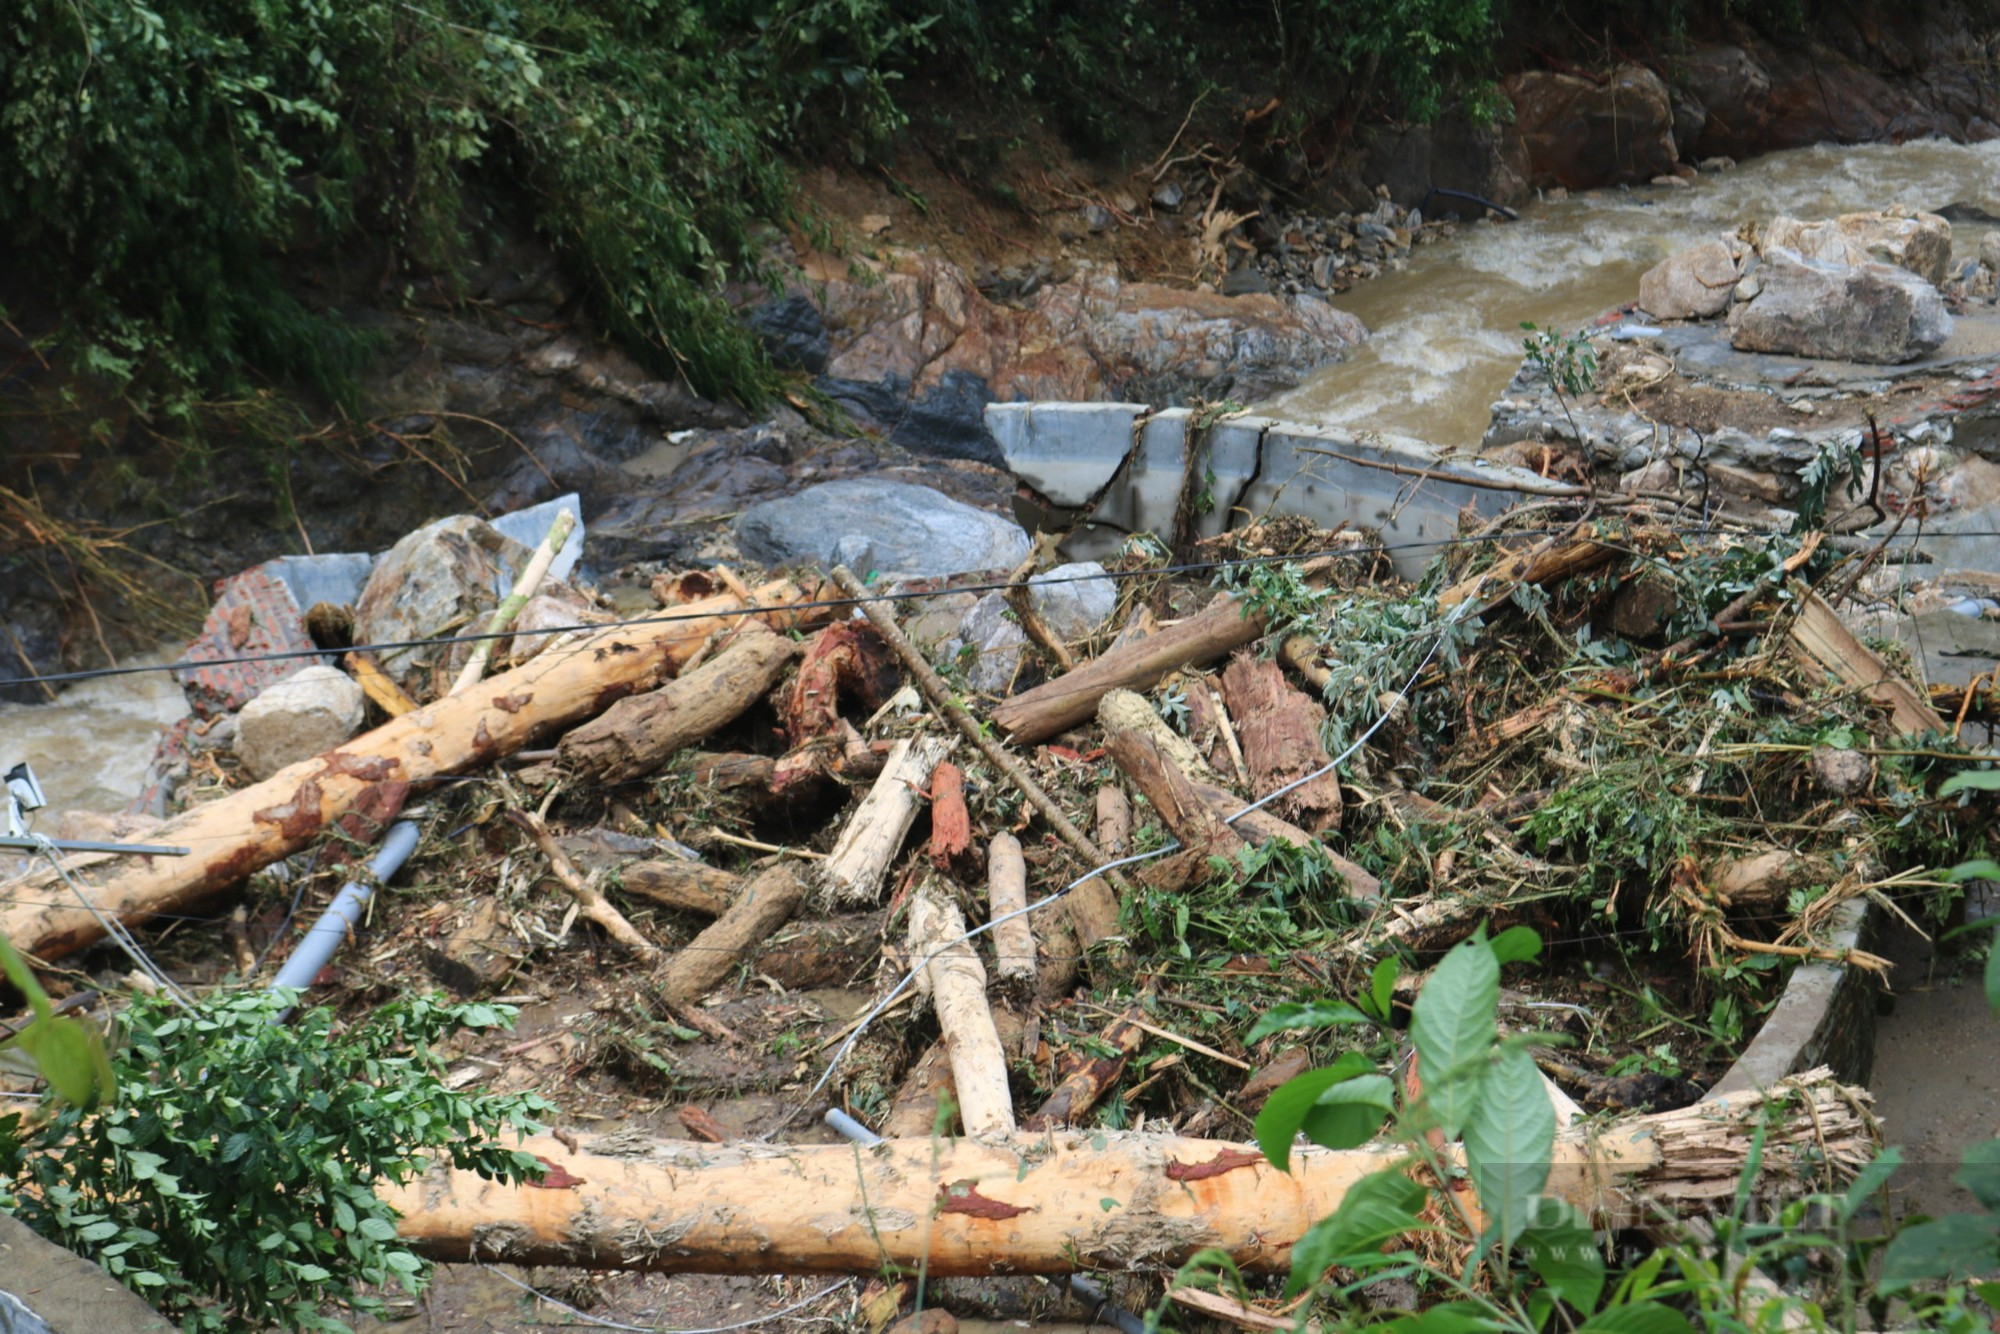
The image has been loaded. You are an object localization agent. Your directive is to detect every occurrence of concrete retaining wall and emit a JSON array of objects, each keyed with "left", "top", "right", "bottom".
[{"left": 987, "top": 402, "right": 1558, "bottom": 578}]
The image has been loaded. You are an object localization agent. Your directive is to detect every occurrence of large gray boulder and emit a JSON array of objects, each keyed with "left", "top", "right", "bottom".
[
  {"left": 234, "top": 665, "right": 366, "bottom": 780},
  {"left": 354, "top": 515, "right": 530, "bottom": 689},
  {"left": 1028, "top": 562, "right": 1118, "bottom": 641},
  {"left": 1729, "top": 248, "right": 1951, "bottom": 364},
  {"left": 734, "top": 479, "right": 1030, "bottom": 578},
  {"left": 1638, "top": 238, "right": 1742, "bottom": 320}
]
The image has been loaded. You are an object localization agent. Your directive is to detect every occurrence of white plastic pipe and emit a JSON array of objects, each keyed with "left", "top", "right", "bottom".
[{"left": 269, "top": 820, "right": 421, "bottom": 999}]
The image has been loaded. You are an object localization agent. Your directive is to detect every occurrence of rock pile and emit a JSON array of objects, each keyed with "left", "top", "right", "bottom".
[
  {"left": 1235, "top": 194, "right": 1454, "bottom": 297},
  {"left": 1636, "top": 208, "right": 1961, "bottom": 364}
]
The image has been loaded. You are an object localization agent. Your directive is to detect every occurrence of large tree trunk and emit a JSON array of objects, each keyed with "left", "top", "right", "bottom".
[
  {"left": 0, "top": 580, "right": 821, "bottom": 963},
  {"left": 556, "top": 623, "right": 799, "bottom": 783},
  {"left": 381, "top": 1070, "right": 1870, "bottom": 1275}
]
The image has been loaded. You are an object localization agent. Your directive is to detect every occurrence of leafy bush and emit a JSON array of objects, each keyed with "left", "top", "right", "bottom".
[
  {"left": 0, "top": 989, "right": 547, "bottom": 1333},
  {"left": 0, "top": 0, "right": 928, "bottom": 415}
]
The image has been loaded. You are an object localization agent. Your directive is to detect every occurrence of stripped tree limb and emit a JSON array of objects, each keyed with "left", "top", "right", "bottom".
[
  {"left": 818, "top": 736, "right": 951, "bottom": 905},
  {"left": 1219, "top": 654, "right": 1343, "bottom": 832},
  {"left": 909, "top": 878, "right": 1015, "bottom": 1136},
  {"left": 451, "top": 509, "right": 575, "bottom": 695},
  {"left": 382, "top": 1069, "right": 1873, "bottom": 1275},
  {"left": 985, "top": 834, "right": 1035, "bottom": 986},
  {"left": 0, "top": 579, "right": 823, "bottom": 963},
  {"left": 1094, "top": 786, "right": 1131, "bottom": 859}
]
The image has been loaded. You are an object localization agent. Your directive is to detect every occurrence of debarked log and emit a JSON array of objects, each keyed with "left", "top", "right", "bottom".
[
  {"left": 382, "top": 1069, "right": 1871, "bottom": 1275},
  {"left": 0, "top": 579, "right": 823, "bottom": 963}
]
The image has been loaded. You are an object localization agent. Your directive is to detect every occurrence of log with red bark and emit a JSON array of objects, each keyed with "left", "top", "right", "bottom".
[
  {"left": 0, "top": 579, "right": 823, "bottom": 964},
  {"left": 779, "top": 621, "right": 902, "bottom": 746},
  {"left": 1218, "top": 653, "right": 1343, "bottom": 832},
  {"left": 557, "top": 621, "right": 800, "bottom": 783},
  {"left": 381, "top": 1069, "right": 1871, "bottom": 1275},
  {"left": 1022, "top": 999, "right": 1149, "bottom": 1130}
]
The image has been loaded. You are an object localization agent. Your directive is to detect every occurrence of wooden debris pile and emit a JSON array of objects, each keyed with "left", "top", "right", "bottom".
[{"left": 2, "top": 497, "right": 1989, "bottom": 1295}]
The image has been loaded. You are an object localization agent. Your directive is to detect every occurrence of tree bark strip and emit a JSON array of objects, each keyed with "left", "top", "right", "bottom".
[
  {"left": 656, "top": 864, "right": 809, "bottom": 1007},
  {"left": 558, "top": 622, "right": 799, "bottom": 783},
  {"left": 0, "top": 579, "right": 820, "bottom": 963},
  {"left": 1218, "top": 654, "right": 1343, "bottom": 832},
  {"left": 381, "top": 1069, "right": 1869, "bottom": 1275},
  {"left": 928, "top": 762, "right": 972, "bottom": 868},
  {"left": 882, "top": 1041, "right": 956, "bottom": 1137}
]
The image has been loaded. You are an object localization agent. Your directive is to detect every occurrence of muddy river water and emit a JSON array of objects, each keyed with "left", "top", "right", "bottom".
[{"left": 1266, "top": 138, "right": 2000, "bottom": 446}]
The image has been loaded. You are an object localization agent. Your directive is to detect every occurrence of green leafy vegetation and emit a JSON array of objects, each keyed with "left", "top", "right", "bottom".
[
  {"left": 0, "top": 988, "right": 547, "bottom": 1333},
  {"left": 1193, "top": 924, "right": 2000, "bottom": 1331}
]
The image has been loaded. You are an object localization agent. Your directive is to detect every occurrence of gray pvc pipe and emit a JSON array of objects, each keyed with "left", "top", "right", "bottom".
[
  {"left": 818, "top": 1110, "right": 1147, "bottom": 1334},
  {"left": 269, "top": 820, "right": 421, "bottom": 998}
]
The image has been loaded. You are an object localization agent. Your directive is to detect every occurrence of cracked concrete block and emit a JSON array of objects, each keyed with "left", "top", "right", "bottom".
[
  {"left": 1242, "top": 426, "right": 1536, "bottom": 578},
  {"left": 987, "top": 402, "right": 1146, "bottom": 506},
  {"left": 1200, "top": 417, "right": 1277, "bottom": 539}
]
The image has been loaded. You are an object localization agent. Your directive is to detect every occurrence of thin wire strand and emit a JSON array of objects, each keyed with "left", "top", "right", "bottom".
[
  {"left": 30, "top": 835, "right": 196, "bottom": 1011},
  {"left": 0, "top": 523, "right": 1671, "bottom": 692}
]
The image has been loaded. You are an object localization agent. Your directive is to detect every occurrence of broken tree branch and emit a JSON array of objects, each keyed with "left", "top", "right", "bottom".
[
  {"left": 0, "top": 579, "right": 823, "bottom": 962},
  {"left": 829, "top": 565, "right": 1128, "bottom": 947},
  {"left": 507, "top": 809, "right": 661, "bottom": 964},
  {"left": 558, "top": 621, "right": 799, "bottom": 783}
]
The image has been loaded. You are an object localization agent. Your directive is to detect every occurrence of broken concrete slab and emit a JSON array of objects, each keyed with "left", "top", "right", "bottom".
[{"left": 0, "top": 1213, "right": 175, "bottom": 1334}]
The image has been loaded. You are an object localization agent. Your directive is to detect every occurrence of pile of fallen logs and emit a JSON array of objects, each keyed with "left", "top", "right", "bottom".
[{"left": 5, "top": 505, "right": 1981, "bottom": 1302}]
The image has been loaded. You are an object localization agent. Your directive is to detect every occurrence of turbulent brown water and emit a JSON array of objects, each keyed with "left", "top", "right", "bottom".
[{"left": 1264, "top": 139, "right": 2000, "bottom": 446}]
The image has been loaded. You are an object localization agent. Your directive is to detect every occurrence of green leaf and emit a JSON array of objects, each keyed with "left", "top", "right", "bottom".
[
  {"left": 1299, "top": 1075, "right": 1396, "bottom": 1152},
  {"left": 77, "top": 1220, "right": 121, "bottom": 1242},
  {"left": 1938, "top": 769, "right": 2000, "bottom": 797},
  {"left": 1488, "top": 926, "right": 1542, "bottom": 965},
  {"left": 1380, "top": 1303, "right": 1508, "bottom": 1333},
  {"left": 1370, "top": 957, "right": 1401, "bottom": 1021},
  {"left": 1462, "top": 1046, "right": 1555, "bottom": 1245},
  {"left": 1254, "top": 1053, "right": 1377, "bottom": 1172},
  {"left": 1410, "top": 939, "right": 1499, "bottom": 1136},
  {"left": 1246, "top": 1001, "right": 1375, "bottom": 1042},
  {"left": 357, "top": 1216, "right": 400, "bottom": 1242},
  {"left": 1284, "top": 1165, "right": 1427, "bottom": 1296},
  {"left": 1955, "top": 1139, "right": 2000, "bottom": 1212},
  {"left": 1946, "top": 859, "right": 2000, "bottom": 882},
  {"left": 1519, "top": 1211, "right": 1604, "bottom": 1314},
  {"left": 1880, "top": 1213, "right": 2000, "bottom": 1287},
  {"left": 1575, "top": 1303, "right": 1696, "bottom": 1334}
]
